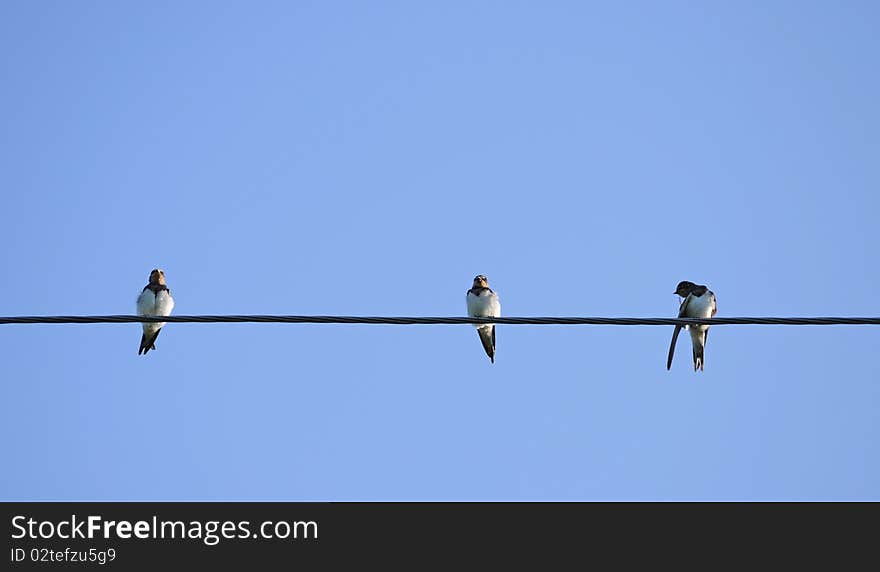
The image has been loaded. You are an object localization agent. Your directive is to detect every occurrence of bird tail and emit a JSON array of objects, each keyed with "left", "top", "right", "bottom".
[
  {"left": 691, "top": 328, "right": 707, "bottom": 372},
  {"left": 477, "top": 326, "right": 495, "bottom": 364},
  {"left": 139, "top": 328, "right": 162, "bottom": 356}
]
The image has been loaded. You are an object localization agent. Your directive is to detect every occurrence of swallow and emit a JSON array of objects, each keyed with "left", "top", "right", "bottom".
[
  {"left": 667, "top": 280, "right": 717, "bottom": 371},
  {"left": 136, "top": 268, "right": 175, "bottom": 355},
  {"left": 466, "top": 274, "right": 501, "bottom": 363}
]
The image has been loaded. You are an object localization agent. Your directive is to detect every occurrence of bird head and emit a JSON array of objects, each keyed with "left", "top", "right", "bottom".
[
  {"left": 149, "top": 269, "right": 167, "bottom": 286},
  {"left": 674, "top": 280, "right": 697, "bottom": 297}
]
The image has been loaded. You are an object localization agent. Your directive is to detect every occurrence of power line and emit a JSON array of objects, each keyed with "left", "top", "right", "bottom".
[{"left": 0, "top": 315, "right": 879, "bottom": 326}]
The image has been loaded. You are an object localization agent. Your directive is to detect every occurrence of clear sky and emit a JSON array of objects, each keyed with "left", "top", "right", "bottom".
[{"left": 1, "top": 1, "right": 877, "bottom": 501}]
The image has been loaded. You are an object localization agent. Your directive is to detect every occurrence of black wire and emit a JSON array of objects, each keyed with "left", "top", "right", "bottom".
[{"left": 0, "top": 315, "right": 878, "bottom": 326}]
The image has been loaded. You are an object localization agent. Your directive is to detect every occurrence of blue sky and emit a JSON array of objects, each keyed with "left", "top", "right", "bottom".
[{"left": 1, "top": 1, "right": 877, "bottom": 500}]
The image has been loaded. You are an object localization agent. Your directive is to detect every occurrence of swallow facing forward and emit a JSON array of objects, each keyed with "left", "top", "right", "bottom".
[
  {"left": 136, "top": 268, "right": 175, "bottom": 355},
  {"left": 667, "top": 280, "right": 717, "bottom": 372},
  {"left": 466, "top": 275, "right": 501, "bottom": 363}
]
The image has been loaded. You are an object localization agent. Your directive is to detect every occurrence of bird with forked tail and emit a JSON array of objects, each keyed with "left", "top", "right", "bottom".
[
  {"left": 667, "top": 280, "right": 716, "bottom": 372},
  {"left": 136, "top": 268, "right": 175, "bottom": 355},
  {"left": 466, "top": 275, "right": 501, "bottom": 363}
]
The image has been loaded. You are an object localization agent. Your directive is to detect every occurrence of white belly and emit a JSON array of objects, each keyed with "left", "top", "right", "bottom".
[
  {"left": 137, "top": 289, "right": 174, "bottom": 333},
  {"left": 685, "top": 293, "right": 715, "bottom": 319},
  {"left": 466, "top": 291, "right": 500, "bottom": 328}
]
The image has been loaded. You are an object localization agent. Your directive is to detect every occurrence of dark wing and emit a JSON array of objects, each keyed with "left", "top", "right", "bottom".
[
  {"left": 666, "top": 295, "right": 692, "bottom": 370},
  {"left": 666, "top": 326, "right": 682, "bottom": 370}
]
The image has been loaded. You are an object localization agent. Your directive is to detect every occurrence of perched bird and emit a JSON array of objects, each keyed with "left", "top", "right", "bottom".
[
  {"left": 466, "top": 275, "right": 501, "bottom": 363},
  {"left": 136, "top": 268, "right": 175, "bottom": 356},
  {"left": 667, "top": 280, "right": 717, "bottom": 372}
]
